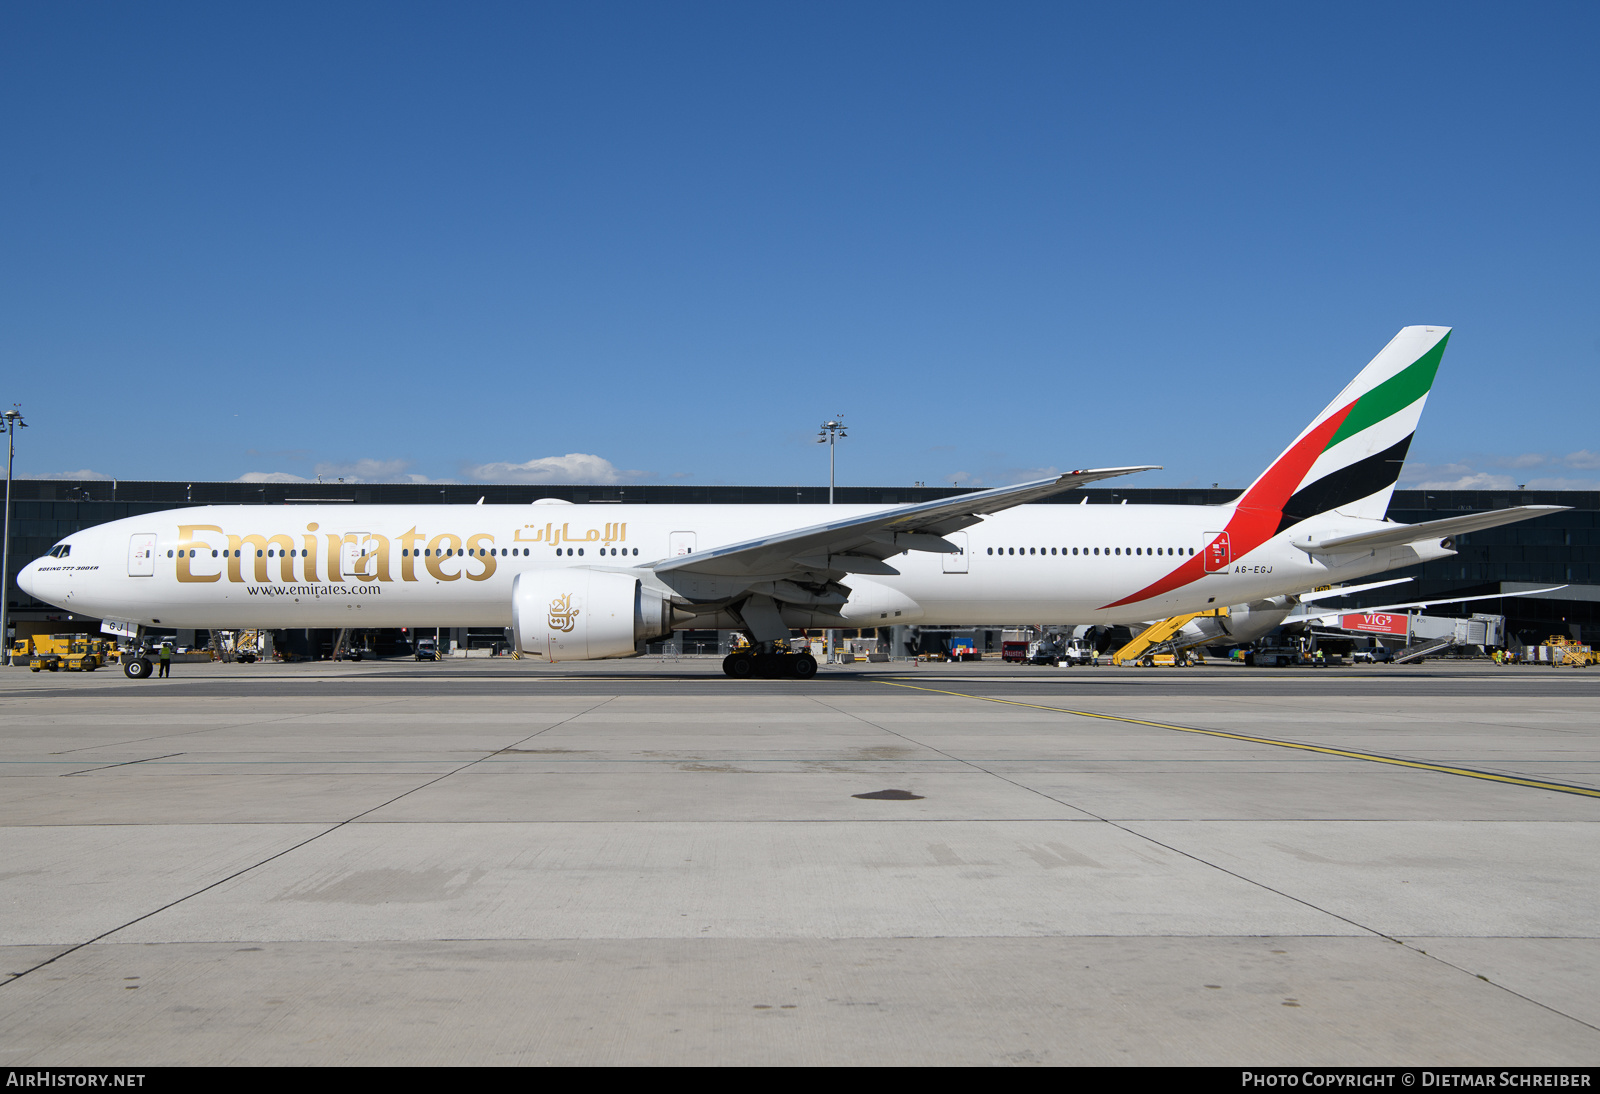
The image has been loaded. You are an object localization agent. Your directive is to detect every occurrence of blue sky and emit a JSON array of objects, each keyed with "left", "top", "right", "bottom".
[{"left": 4, "top": 2, "right": 1597, "bottom": 491}]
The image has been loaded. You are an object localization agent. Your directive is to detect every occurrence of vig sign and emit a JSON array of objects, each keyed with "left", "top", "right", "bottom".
[{"left": 1339, "top": 612, "right": 1409, "bottom": 636}]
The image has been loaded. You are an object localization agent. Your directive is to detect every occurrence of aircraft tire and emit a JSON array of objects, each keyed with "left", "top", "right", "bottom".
[
  {"left": 124, "top": 657, "right": 152, "bottom": 680},
  {"left": 790, "top": 653, "right": 818, "bottom": 680},
  {"left": 723, "top": 652, "right": 754, "bottom": 679}
]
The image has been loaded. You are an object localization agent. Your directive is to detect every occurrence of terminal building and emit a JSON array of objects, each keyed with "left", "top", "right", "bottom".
[{"left": 4, "top": 478, "right": 1597, "bottom": 657}]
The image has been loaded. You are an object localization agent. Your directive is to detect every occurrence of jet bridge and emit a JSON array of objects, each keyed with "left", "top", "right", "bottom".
[{"left": 1324, "top": 611, "right": 1505, "bottom": 663}]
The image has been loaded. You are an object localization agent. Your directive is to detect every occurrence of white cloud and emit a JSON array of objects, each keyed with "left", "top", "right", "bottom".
[
  {"left": 466, "top": 453, "right": 625, "bottom": 484},
  {"left": 1409, "top": 472, "right": 1517, "bottom": 490},
  {"left": 29, "top": 469, "right": 114, "bottom": 480},
  {"left": 235, "top": 471, "right": 310, "bottom": 483},
  {"left": 1402, "top": 450, "right": 1600, "bottom": 492},
  {"left": 1525, "top": 475, "right": 1600, "bottom": 491},
  {"left": 947, "top": 465, "right": 1062, "bottom": 489},
  {"left": 312, "top": 458, "right": 413, "bottom": 481}
]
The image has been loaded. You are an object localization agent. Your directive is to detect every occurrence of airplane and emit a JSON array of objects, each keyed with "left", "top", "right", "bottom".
[
  {"left": 17, "top": 325, "right": 1567, "bottom": 681},
  {"left": 1138, "top": 577, "right": 1569, "bottom": 656},
  {"left": 1141, "top": 576, "right": 1420, "bottom": 653}
]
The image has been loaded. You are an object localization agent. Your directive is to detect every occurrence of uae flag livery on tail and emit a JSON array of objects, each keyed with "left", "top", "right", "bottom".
[
  {"left": 1102, "top": 326, "right": 1450, "bottom": 610},
  {"left": 1262, "top": 326, "right": 1449, "bottom": 534}
]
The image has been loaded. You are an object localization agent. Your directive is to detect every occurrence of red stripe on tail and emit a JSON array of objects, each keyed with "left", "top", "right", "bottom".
[{"left": 1098, "top": 401, "right": 1355, "bottom": 610}]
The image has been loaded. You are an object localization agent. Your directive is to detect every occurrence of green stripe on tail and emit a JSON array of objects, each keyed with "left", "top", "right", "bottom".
[{"left": 1325, "top": 331, "right": 1450, "bottom": 449}]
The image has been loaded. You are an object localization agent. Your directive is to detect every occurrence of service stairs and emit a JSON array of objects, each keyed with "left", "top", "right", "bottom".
[
  {"left": 1391, "top": 635, "right": 1456, "bottom": 664},
  {"left": 1112, "top": 608, "right": 1228, "bottom": 666}
]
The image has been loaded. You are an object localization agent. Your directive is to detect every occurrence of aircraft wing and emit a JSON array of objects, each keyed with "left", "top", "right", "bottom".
[
  {"left": 1298, "top": 585, "right": 1568, "bottom": 626},
  {"left": 1301, "top": 506, "right": 1568, "bottom": 554},
  {"left": 1294, "top": 577, "right": 1413, "bottom": 603},
  {"left": 650, "top": 466, "right": 1159, "bottom": 579}
]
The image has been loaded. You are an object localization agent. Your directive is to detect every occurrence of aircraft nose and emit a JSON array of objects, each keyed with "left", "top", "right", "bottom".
[{"left": 16, "top": 557, "right": 41, "bottom": 599}]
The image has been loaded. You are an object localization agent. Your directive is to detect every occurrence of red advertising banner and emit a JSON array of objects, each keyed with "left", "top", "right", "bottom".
[{"left": 1339, "top": 612, "right": 1409, "bottom": 636}]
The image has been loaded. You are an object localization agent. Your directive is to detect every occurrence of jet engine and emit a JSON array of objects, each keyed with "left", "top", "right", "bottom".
[
  {"left": 1173, "top": 596, "right": 1298, "bottom": 649},
  {"left": 511, "top": 568, "right": 673, "bottom": 662}
]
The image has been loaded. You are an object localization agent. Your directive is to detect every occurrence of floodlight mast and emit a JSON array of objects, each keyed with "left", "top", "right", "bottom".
[
  {"left": 814, "top": 415, "right": 849, "bottom": 666},
  {"left": 1, "top": 408, "right": 27, "bottom": 666},
  {"left": 816, "top": 417, "right": 847, "bottom": 504}
]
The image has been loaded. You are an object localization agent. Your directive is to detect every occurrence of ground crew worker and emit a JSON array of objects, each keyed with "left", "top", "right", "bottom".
[{"left": 158, "top": 641, "right": 173, "bottom": 678}]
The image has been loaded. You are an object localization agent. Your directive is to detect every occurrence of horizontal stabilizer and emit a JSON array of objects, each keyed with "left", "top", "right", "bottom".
[{"left": 1300, "top": 506, "right": 1568, "bottom": 554}]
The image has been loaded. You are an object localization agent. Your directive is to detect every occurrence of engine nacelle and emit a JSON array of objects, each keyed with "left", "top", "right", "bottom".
[
  {"left": 511, "top": 568, "right": 672, "bottom": 662},
  {"left": 1176, "top": 596, "right": 1296, "bottom": 648}
]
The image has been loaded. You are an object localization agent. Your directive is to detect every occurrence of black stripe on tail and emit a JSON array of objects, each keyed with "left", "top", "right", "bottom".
[{"left": 1273, "top": 434, "right": 1414, "bottom": 535}]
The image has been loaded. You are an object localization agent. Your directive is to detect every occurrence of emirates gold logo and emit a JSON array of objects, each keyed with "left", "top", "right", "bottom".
[{"left": 547, "top": 593, "right": 580, "bottom": 632}]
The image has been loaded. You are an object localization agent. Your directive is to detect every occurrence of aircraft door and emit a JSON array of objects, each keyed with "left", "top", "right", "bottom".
[
  {"left": 669, "top": 532, "right": 696, "bottom": 557},
  {"left": 1203, "top": 532, "right": 1231, "bottom": 573},
  {"left": 942, "top": 531, "right": 969, "bottom": 573},
  {"left": 342, "top": 534, "right": 374, "bottom": 578},
  {"left": 128, "top": 534, "right": 156, "bottom": 577}
]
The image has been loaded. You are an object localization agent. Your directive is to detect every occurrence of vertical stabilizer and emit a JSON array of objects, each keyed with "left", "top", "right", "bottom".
[{"left": 1236, "top": 326, "right": 1449, "bottom": 533}]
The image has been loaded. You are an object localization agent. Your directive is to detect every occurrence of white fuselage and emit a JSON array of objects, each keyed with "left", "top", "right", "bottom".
[{"left": 18, "top": 502, "right": 1445, "bottom": 632}]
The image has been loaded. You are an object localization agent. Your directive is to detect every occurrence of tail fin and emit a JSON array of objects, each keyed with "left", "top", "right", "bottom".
[{"left": 1235, "top": 326, "right": 1449, "bottom": 534}]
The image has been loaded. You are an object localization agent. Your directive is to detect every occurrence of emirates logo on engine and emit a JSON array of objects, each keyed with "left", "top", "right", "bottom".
[{"left": 547, "top": 593, "right": 580, "bottom": 632}]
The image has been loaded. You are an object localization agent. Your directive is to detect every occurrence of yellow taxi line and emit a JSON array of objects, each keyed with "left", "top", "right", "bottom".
[{"left": 874, "top": 679, "right": 1600, "bottom": 799}]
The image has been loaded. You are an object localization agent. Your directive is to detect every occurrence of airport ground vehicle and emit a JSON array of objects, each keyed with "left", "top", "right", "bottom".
[
  {"left": 1001, "top": 641, "right": 1029, "bottom": 663},
  {"left": 947, "top": 638, "right": 980, "bottom": 661},
  {"left": 1546, "top": 636, "right": 1595, "bottom": 667},
  {"left": 1353, "top": 647, "right": 1393, "bottom": 664},
  {"left": 1251, "top": 642, "right": 1304, "bottom": 667},
  {"left": 12, "top": 634, "right": 109, "bottom": 672},
  {"left": 414, "top": 638, "right": 438, "bottom": 661},
  {"left": 1061, "top": 638, "right": 1097, "bottom": 665}
]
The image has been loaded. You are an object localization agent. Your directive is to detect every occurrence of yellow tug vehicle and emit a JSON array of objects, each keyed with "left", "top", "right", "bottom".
[{"left": 11, "top": 634, "right": 109, "bottom": 673}]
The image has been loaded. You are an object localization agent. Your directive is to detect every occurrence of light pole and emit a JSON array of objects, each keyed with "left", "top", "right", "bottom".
[
  {"left": 816, "top": 417, "right": 847, "bottom": 504},
  {"left": 815, "top": 416, "right": 848, "bottom": 663},
  {"left": 1, "top": 407, "right": 27, "bottom": 667}
]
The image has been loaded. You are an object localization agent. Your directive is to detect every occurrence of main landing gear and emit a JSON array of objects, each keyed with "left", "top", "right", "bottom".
[{"left": 722, "top": 649, "right": 818, "bottom": 680}]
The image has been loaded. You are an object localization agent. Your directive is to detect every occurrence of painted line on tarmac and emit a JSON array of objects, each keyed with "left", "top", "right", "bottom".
[{"left": 875, "top": 679, "right": 1600, "bottom": 799}]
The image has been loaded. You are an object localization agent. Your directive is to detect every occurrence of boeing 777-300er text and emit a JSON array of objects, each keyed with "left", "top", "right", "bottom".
[{"left": 18, "top": 326, "right": 1565, "bottom": 679}]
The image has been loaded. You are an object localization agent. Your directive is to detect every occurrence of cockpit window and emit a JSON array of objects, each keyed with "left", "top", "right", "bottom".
[{"left": 48, "top": 544, "right": 71, "bottom": 558}]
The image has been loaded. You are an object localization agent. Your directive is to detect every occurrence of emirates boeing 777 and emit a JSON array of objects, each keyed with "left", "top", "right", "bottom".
[{"left": 18, "top": 326, "right": 1563, "bottom": 679}]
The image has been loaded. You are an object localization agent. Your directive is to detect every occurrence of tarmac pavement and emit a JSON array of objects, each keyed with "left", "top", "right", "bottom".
[{"left": 1, "top": 657, "right": 1597, "bottom": 1065}]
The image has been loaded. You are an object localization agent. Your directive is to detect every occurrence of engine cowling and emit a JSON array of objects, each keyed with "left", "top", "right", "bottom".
[{"left": 512, "top": 568, "right": 672, "bottom": 662}]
